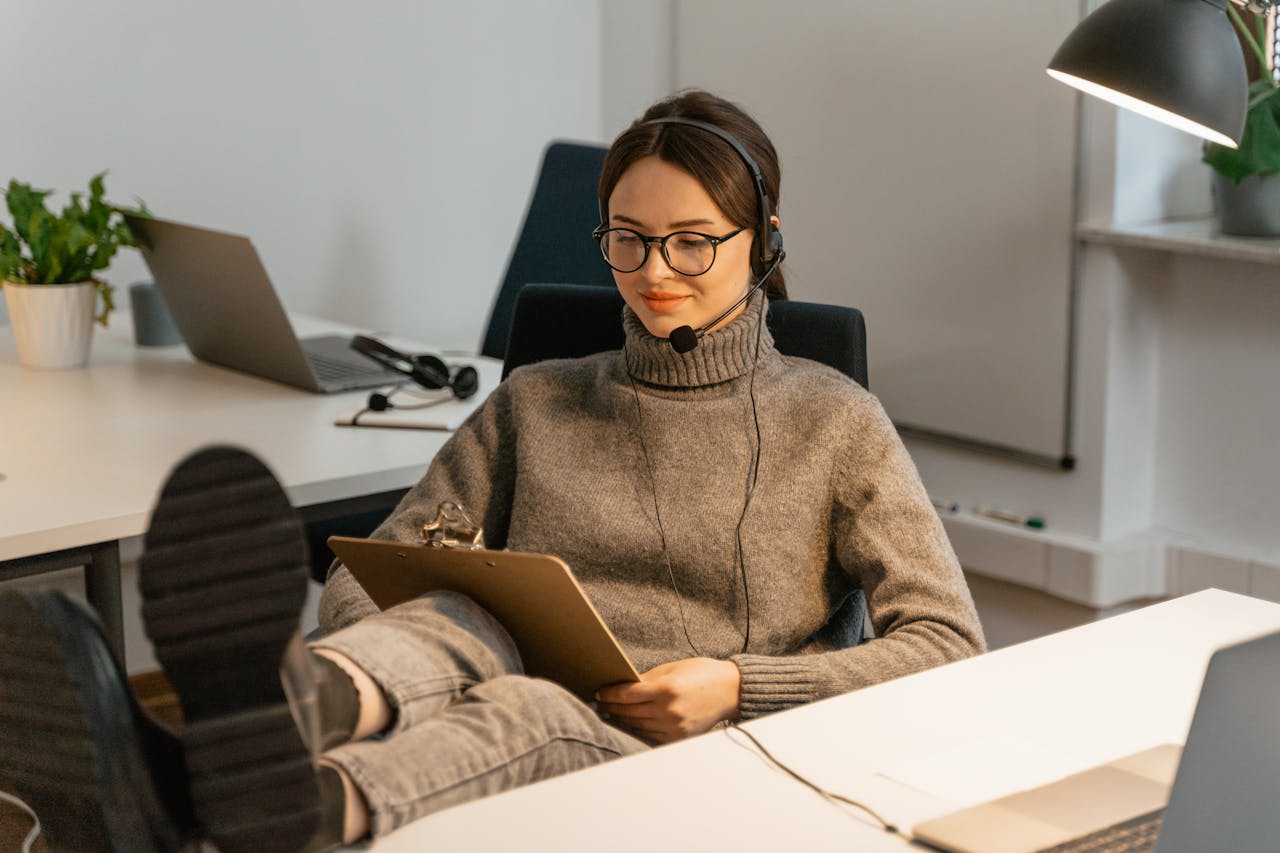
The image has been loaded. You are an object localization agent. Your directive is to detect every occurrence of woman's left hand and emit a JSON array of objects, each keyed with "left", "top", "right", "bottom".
[{"left": 595, "top": 657, "right": 741, "bottom": 744}]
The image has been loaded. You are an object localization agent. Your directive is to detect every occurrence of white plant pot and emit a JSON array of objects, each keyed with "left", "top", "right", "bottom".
[{"left": 3, "top": 280, "right": 99, "bottom": 370}]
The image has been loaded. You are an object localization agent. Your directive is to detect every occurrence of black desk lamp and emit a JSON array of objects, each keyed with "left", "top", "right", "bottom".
[{"left": 1048, "top": 0, "right": 1274, "bottom": 148}]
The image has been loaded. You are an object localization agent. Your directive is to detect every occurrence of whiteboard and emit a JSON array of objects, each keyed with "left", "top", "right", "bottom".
[{"left": 675, "top": 2, "right": 1081, "bottom": 466}]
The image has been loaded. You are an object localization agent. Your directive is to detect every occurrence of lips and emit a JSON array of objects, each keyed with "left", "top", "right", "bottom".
[{"left": 640, "top": 292, "right": 690, "bottom": 313}]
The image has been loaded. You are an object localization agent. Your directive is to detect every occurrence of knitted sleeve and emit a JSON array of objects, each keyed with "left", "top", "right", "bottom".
[
  {"left": 317, "top": 380, "right": 519, "bottom": 635},
  {"left": 731, "top": 395, "right": 986, "bottom": 719}
]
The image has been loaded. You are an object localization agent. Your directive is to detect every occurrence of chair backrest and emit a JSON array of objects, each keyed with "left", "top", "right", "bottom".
[
  {"left": 479, "top": 141, "right": 616, "bottom": 359},
  {"left": 502, "top": 283, "right": 869, "bottom": 390}
]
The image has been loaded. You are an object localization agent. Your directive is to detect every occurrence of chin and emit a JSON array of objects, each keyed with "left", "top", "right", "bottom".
[{"left": 635, "top": 313, "right": 688, "bottom": 340}]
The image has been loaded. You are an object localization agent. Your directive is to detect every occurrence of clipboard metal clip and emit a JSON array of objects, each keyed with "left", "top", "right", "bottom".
[{"left": 419, "top": 501, "right": 485, "bottom": 550}]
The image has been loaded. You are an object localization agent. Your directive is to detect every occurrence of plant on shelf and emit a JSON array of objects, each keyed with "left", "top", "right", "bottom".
[
  {"left": 0, "top": 172, "right": 148, "bottom": 369},
  {"left": 1202, "top": 6, "right": 1280, "bottom": 182}
]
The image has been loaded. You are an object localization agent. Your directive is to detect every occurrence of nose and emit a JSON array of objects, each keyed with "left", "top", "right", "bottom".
[{"left": 638, "top": 240, "right": 676, "bottom": 281}]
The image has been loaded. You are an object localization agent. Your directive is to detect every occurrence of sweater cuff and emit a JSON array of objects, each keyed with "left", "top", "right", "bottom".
[{"left": 730, "top": 654, "right": 825, "bottom": 720}]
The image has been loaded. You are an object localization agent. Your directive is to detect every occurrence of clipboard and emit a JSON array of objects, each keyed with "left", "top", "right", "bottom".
[{"left": 327, "top": 535, "right": 641, "bottom": 700}]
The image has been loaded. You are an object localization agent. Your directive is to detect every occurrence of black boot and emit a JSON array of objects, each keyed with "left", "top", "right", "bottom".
[
  {"left": 0, "top": 590, "right": 198, "bottom": 852},
  {"left": 139, "top": 446, "right": 352, "bottom": 853}
]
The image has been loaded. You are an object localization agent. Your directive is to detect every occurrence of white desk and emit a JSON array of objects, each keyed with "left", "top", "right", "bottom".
[
  {"left": 365, "top": 589, "right": 1280, "bottom": 852},
  {"left": 0, "top": 316, "right": 500, "bottom": 658}
]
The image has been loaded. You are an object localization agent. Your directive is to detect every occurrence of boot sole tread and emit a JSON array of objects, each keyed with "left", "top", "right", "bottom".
[{"left": 140, "top": 446, "right": 320, "bottom": 853}]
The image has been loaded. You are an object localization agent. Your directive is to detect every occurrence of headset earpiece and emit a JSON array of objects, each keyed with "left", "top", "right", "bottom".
[
  {"left": 408, "top": 354, "right": 477, "bottom": 399},
  {"left": 757, "top": 226, "right": 784, "bottom": 268},
  {"left": 450, "top": 365, "right": 480, "bottom": 400},
  {"left": 410, "top": 354, "right": 451, "bottom": 390}
]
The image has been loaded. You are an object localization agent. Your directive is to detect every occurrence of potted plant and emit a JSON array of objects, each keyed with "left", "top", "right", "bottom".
[
  {"left": 1, "top": 172, "right": 146, "bottom": 369},
  {"left": 1202, "top": 5, "right": 1280, "bottom": 236}
]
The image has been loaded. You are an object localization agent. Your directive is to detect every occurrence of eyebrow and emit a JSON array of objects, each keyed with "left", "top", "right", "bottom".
[{"left": 611, "top": 213, "right": 720, "bottom": 230}]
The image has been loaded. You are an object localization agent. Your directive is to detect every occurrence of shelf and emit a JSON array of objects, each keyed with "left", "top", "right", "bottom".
[{"left": 1077, "top": 217, "right": 1280, "bottom": 265}]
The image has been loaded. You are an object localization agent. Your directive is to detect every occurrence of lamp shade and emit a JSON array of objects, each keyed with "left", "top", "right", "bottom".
[{"left": 1048, "top": 0, "right": 1247, "bottom": 148}]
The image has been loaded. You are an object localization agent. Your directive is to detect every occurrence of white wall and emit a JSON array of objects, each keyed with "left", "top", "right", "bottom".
[
  {"left": 0, "top": 0, "right": 604, "bottom": 350},
  {"left": 600, "top": 2, "right": 675, "bottom": 139},
  {"left": 1149, "top": 256, "right": 1280, "bottom": 559},
  {"left": 672, "top": 1, "right": 1081, "bottom": 464}
]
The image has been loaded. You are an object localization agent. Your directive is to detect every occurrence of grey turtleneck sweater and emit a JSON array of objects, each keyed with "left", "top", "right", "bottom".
[{"left": 320, "top": 294, "right": 985, "bottom": 719}]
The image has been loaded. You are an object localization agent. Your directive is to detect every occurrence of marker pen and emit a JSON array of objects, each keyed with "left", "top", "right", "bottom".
[{"left": 976, "top": 507, "right": 1045, "bottom": 530}]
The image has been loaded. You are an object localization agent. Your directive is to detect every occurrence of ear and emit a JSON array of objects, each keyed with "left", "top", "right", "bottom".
[{"left": 770, "top": 215, "right": 780, "bottom": 229}]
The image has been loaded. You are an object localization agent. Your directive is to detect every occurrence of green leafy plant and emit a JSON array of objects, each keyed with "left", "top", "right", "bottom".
[
  {"left": 1203, "top": 7, "right": 1280, "bottom": 183},
  {"left": 0, "top": 172, "right": 147, "bottom": 325}
]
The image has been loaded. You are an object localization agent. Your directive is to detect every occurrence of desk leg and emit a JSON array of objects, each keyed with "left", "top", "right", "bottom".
[{"left": 85, "top": 541, "right": 125, "bottom": 664}]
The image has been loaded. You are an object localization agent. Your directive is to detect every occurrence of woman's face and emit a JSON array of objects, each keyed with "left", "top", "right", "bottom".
[{"left": 605, "top": 156, "right": 754, "bottom": 340}]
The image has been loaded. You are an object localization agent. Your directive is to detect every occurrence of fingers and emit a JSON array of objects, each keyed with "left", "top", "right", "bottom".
[
  {"left": 596, "top": 700, "right": 658, "bottom": 720},
  {"left": 596, "top": 658, "right": 740, "bottom": 745},
  {"left": 597, "top": 709, "right": 674, "bottom": 744},
  {"left": 596, "top": 679, "right": 666, "bottom": 705},
  {"left": 625, "top": 725, "right": 676, "bottom": 745},
  {"left": 596, "top": 697, "right": 672, "bottom": 743},
  {"left": 597, "top": 698, "right": 692, "bottom": 745},
  {"left": 596, "top": 696, "right": 660, "bottom": 722}
]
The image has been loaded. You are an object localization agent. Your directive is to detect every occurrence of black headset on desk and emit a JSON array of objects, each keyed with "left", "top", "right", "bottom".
[{"left": 350, "top": 335, "right": 479, "bottom": 411}]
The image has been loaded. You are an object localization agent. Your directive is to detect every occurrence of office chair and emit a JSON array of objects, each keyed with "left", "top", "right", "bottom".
[
  {"left": 502, "top": 283, "right": 869, "bottom": 390},
  {"left": 478, "top": 141, "right": 616, "bottom": 360},
  {"left": 501, "top": 282, "right": 871, "bottom": 644}
]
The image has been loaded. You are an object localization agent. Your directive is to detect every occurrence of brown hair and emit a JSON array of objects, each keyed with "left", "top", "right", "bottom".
[{"left": 599, "top": 89, "right": 787, "bottom": 299}]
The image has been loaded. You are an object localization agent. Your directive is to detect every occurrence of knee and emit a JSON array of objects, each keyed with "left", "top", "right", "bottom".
[
  {"left": 379, "top": 590, "right": 523, "bottom": 676},
  {"left": 418, "top": 589, "right": 491, "bottom": 625}
]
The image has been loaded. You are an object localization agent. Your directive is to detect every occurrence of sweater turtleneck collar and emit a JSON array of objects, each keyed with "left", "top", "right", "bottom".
[{"left": 622, "top": 290, "right": 775, "bottom": 388}]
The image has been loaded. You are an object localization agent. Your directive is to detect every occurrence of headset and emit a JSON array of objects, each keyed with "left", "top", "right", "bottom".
[
  {"left": 349, "top": 335, "right": 479, "bottom": 411},
  {"left": 604, "top": 116, "right": 787, "bottom": 354}
]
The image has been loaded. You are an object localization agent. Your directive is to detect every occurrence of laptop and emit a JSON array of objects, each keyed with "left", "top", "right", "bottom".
[
  {"left": 326, "top": 535, "right": 641, "bottom": 701},
  {"left": 912, "top": 628, "right": 1280, "bottom": 852},
  {"left": 124, "top": 215, "right": 401, "bottom": 393}
]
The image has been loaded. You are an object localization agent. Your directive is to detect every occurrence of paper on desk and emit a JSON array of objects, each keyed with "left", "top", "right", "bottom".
[
  {"left": 876, "top": 736, "right": 1088, "bottom": 809},
  {"left": 334, "top": 389, "right": 486, "bottom": 432}
]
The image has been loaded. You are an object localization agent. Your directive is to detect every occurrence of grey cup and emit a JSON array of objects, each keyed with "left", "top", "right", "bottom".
[{"left": 129, "top": 282, "right": 183, "bottom": 347}]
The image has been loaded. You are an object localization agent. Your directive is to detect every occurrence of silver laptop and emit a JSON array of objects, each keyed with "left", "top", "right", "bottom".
[
  {"left": 913, "top": 628, "right": 1280, "bottom": 853},
  {"left": 125, "top": 215, "right": 400, "bottom": 393}
]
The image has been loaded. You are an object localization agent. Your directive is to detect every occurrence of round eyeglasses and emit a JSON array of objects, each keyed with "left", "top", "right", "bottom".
[{"left": 591, "top": 226, "right": 746, "bottom": 276}]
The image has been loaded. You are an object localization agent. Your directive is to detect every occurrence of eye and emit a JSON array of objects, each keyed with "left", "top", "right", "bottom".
[
  {"left": 672, "top": 234, "right": 711, "bottom": 251},
  {"left": 611, "top": 231, "right": 642, "bottom": 246}
]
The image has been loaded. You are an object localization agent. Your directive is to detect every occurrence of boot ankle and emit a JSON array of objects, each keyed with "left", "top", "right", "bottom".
[
  {"left": 312, "top": 651, "right": 360, "bottom": 750},
  {"left": 304, "top": 763, "right": 349, "bottom": 852}
]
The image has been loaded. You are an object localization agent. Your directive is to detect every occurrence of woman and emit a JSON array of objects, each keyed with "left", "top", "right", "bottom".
[{"left": 0, "top": 90, "right": 984, "bottom": 853}]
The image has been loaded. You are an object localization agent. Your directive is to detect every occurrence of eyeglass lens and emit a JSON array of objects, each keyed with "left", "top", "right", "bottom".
[{"left": 599, "top": 229, "right": 718, "bottom": 276}]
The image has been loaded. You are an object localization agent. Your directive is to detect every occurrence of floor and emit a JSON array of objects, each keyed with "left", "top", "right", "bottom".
[{"left": 963, "top": 571, "right": 1161, "bottom": 650}]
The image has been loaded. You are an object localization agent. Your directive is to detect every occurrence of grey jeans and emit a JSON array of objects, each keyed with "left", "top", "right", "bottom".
[{"left": 311, "top": 591, "right": 648, "bottom": 836}]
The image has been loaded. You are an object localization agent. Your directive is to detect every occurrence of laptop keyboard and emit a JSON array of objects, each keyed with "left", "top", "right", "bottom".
[
  {"left": 307, "top": 353, "right": 397, "bottom": 388},
  {"left": 1037, "top": 809, "right": 1164, "bottom": 853}
]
